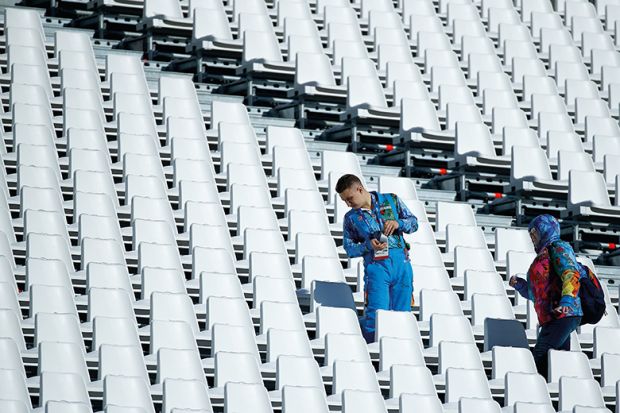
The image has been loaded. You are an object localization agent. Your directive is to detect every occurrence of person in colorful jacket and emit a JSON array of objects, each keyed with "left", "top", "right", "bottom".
[
  {"left": 337, "top": 174, "right": 418, "bottom": 343},
  {"left": 509, "top": 214, "right": 583, "bottom": 379}
]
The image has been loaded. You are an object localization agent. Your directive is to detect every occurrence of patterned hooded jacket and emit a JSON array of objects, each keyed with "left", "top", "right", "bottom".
[{"left": 513, "top": 214, "right": 583, "bottom": 325}]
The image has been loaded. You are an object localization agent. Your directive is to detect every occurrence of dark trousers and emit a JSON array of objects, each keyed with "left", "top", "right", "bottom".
[{"left": 532, "top": 316, "right": 581, "bottom": 380}]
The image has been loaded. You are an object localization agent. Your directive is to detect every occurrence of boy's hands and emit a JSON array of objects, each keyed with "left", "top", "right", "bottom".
[
  {"left": 370, "top": 239, "right": 388, "bottom": 251},
  {"left": 383, "top": 220, "right": 399, "bottom": 236}
]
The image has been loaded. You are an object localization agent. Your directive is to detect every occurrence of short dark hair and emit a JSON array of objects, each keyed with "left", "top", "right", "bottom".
[{"left": 335, "top": 174, "right": 363, "bottom": 193}]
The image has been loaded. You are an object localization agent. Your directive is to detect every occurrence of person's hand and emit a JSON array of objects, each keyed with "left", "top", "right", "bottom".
[
  {"left": 554, "top": 306, "right": 570, "bottom": 315},
  {"left": 383, "top": 220, "right": 399, "bottom": 236},
  {"left": 370, "top": 238, "right": 388, "bottom": 251},
  {"left": 509, "top": 275, "right": 519, "bottom": 287}
]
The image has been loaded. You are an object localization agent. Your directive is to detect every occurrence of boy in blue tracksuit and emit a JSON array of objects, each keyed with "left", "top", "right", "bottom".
[{"left": 336, "top": 174, "right": 418, "bottom": 343}]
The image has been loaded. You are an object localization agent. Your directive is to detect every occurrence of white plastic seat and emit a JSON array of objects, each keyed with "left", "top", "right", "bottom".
[
  {"left": 157, "top": 348, "right": 207, "bottom": 388},
  {"left": 567, "top": 170, "right": 618, "bottom": 217},
  {"left": 412, "top": 265, "right": 451, "bottom": 303},
  {"left": 328, "top": 360, "right": 381, "bottom": 404},
  {"left": 103, "top": 374, "right": 155, "bottom": 413},
  {"left": 472, "top": 293, "right": 515, "bottom": 330},
  {"left": 211, "top": 323, "right": 259, "bottom": 364},
  {"left": 0, "top": 400, "right": 30, "bottom": 413},
  {"left": 419, "top": 289, "right": 464, "bottom": 323},
  {"left": 40, "top": 371, "right": 90, "bottom": 409},
  {"left": 237, "top": 206, "right": 279, "bottom": 236},
  {"left": 249, "top": 251, "right": 292, "bottom": 282},
  {"left": 29, "top": 283, "right": 78, "bottom": 323},
  {"left": 253, "top": 276, "right": 297, "bottom": 310},
  {"left": 559, "top": 377, "right": 605, "bottom": 412},
  {"left": 399, "top": 393, "right": 443, "bottom": 413},
  {"left": 295, "top": 233, "right": 339, "bottom": 264},
  {"left": 446, "top": 224, "right": 487, "bottom": 254},
  {"left": 315, "top": 306, "right": 362, "bottom": 343},
  {"left": 213, "top": 351, "right": 262, "bottom": 391},
  {"left": 98, "top": 343, "right": 148, "bottom": 386},
  {"left": 505, "top": 371, "right": 553, "bottom": 411},
  {"left": 92, "top": 317, "right": 140, "bottom": 354},
  {"left": 459, "top": 397, "right": 501, "bottom": 413},
  {"left": 428, "top": 314, "right": 475, "bottom": 351},
  {"left": 444, "top": 367, "right": 492, "bottom": 405},
  {"left": 138, "top": 242, "right": 183, "bottom": 274},
  {"left": 260, "top": 300, "right": 304, "bottom": 338},
  {"left": 206, "top": 296, "right": 253, "bottom": 335},
  {"left": 163, "top": 378, "right": 213, "bottom": 413},
  {"left": 378, "top": 337, "right": 425, "bottom": 378},
  {"left": 0, "top": 310, "right": 25, "bottom": 351},
  {"left": 281, "top": 385, "right": 329, "bottom": 413},
  {"left": 38, "top": 341, "right": 90, "bottom": 387},
  {"left": 224, "top": 381, "right": 273, "bottom": 413},
  {"left": 437, "top": 341, "right": 484, "bottom": 380},
  {"left": 342, "top": 390, "right": 387, "bottom": 413},
  {"left": 549, "top": 349, "right": 595, "bottom": 386},
  {"left": 454, "top": 246, "right": 496, "bottom": 280},
  {"left": 266, "top": 328, "right": 313, "bottom": 364}
]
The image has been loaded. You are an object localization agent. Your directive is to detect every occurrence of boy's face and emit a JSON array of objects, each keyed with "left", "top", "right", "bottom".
[{"left": 339, "top": 184, "right": 366, "bottom": 209}]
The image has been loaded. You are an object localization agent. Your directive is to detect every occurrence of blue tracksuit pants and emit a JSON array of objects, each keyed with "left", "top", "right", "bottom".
[{"left": 360, "top": 248, "right": 413, "bottom": 343}]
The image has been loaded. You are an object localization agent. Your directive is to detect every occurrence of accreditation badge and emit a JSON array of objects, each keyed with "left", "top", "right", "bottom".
[{"left": 374, "top": 233, "right": 389, "bottom": 260}]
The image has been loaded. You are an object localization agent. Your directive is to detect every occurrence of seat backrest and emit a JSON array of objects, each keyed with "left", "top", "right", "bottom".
[
  {"left": 104, "top": 374, "right": 155, "bottom": 413},
  {"left": 568, "top": 170, "right": 611, "bottom": 207},
  {"left": 157, "top": 348, "right": 207, "bottom": 385},
  {"left": 276, "top": 355, "right": 324, "bottom": 390},
  {"left": 495, "top": 228, "right": 534, "bottom": 263},
  {"left": 558, "top": 150, "right": 595, "bottom": 181},
  {"left": 455, "top": 122, "right": 495, "bottom": 163},
  {"left": 438, "top": 341, "right": 484, "bottom": 375},
  {"left": 484, "top": 318, "right": 529, "bottom": 351},
  {"left": 342, "top": 390, "right": 387, "bottom": 413},
  {"left": 332, "top": 360, "right": 380, "bottom": 396},
  {"left": 193, "top": 5, "right": 232, "bottom": 41},
  {"left": 390, "top": 364, "right": 437, "bottom": 400},
  {"left": 458, "top": 397, "right": 501, "bottom": 413},
  {"left": 99, "top": 344, "right": 148, "bottom": 385},
  {"left": 436, "top": 201, "right": 476, "bottom": 233},
  {"left": 511, "top": 146, "right": 553, "bottom": 184},
  {"left": 40, "top": 371, "right": 90, "bottom": 409},
  {"left": 311, "top": 280, "right": 357, "bottom": 313},
  {"left": 558, "top": 376, "right": 605, "bottom": 411},
  {"left": 282, "top": 385, "right": 329, "bottom": 413},
  {"left": 399, "top": 393, "right": 443, "bottom": 413},
  {"left": 266, "top": 328, "right": 313, "bottom": 363},
  {"left": 472, "top": 293, "right": 515, "bottom": 327},
  {"left": 429, "top": 314, "right": 474, "bottom": 347},
  {"left": 302, "top": 256, "right": 345, "bottom": 290},
  {"left": 224, "top": 381, "right": 273, "bottom": 413},
  {"left": 446, "top": 224, "right": 487, "bottom": 253},
  {"left": 454, "top": 246, "right": 495, "bottom": 279},
  {"left": 295, "top": 52, "right": 336, "bottom": 87},
  {"left": 376, "top": 310, "right": 422, "bottom": 346},
  {"left": 445, "top": 367, "right": 491, "bottom": 403},
  {"left": 464, "top": 270, "right": 506, "bottom": 300},
  {"left": 505, "top": 371, "right": 553, "bottom": 407},
  {"left": 400, "top": 98, "right": 441, "bottom": 134},
  {"left": 549, "top": 349, "right": 594, "bottom": 383},
  {"left": 420, "top": 289, "right": 463, "bottom": 322},
  {"left": 162, "top": 378, "right": 212, "bottom": 413},
  {"left": 379, "top": 337, "right": 425, "bottom": 372},
  {"left": 212, "top": 323, "right": 259, "bottom": 360},
  {"left": 316, "top": 305, "right": 361, "bottom": 338}
]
